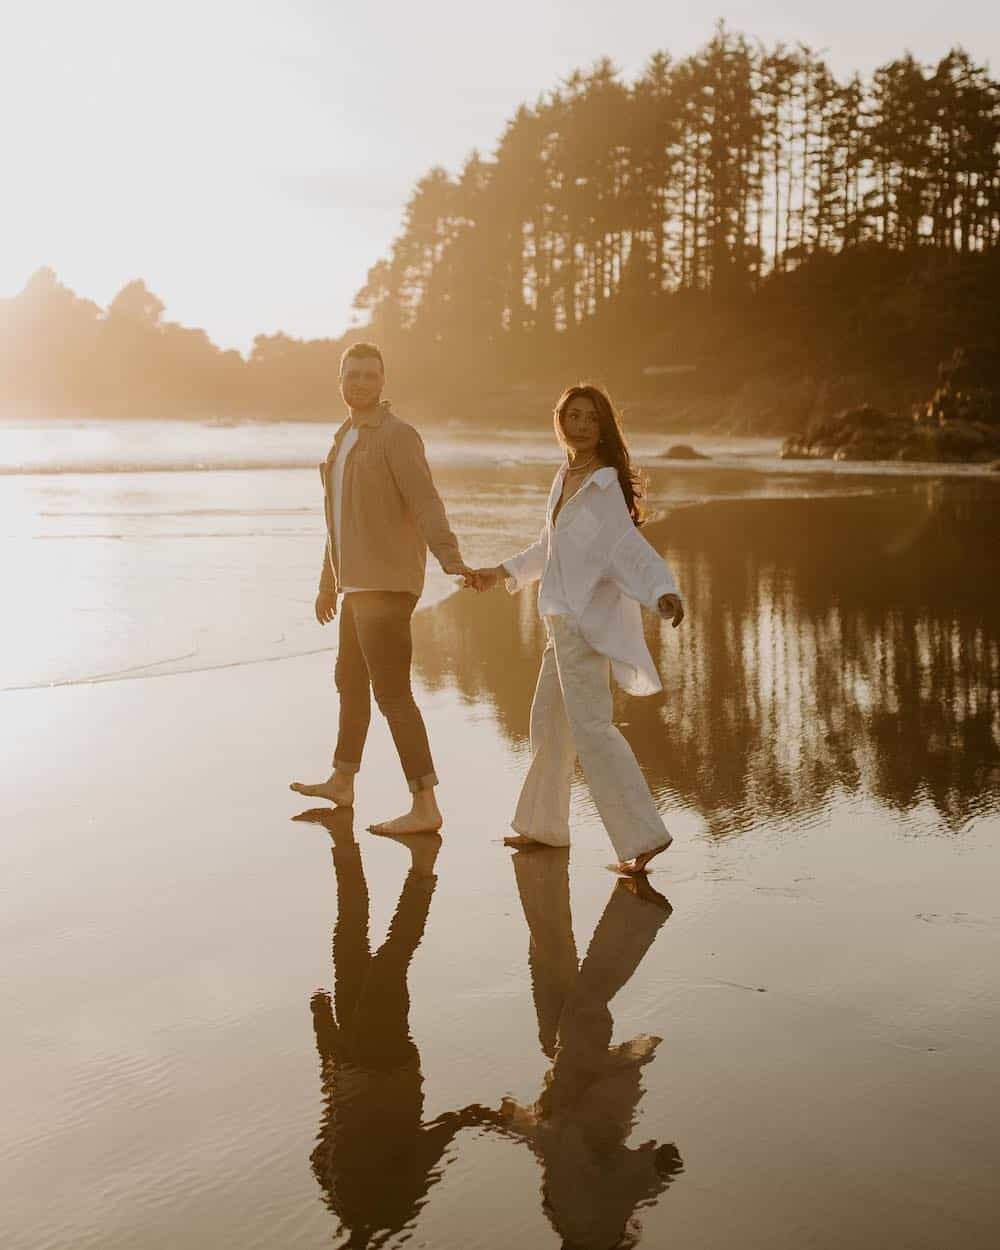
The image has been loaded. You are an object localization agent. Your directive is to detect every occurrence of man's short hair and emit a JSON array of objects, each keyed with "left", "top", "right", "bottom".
[{"left": 340, "top": 341, "right": 384, "bottom": 373}]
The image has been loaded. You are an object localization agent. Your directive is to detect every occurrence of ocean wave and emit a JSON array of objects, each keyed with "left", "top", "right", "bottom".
[{"left": 0, "top": 459, "right": 324, "bottom": 476}]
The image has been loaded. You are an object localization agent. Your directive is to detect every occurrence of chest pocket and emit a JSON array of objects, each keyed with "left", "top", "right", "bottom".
[{"left": 563, "top": 504, "right": 603, "bottom": 549}]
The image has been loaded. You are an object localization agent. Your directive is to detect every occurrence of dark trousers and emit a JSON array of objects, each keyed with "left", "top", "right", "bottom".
[{"left": 333, "top": 592, "right": 437, "bottom": 793}]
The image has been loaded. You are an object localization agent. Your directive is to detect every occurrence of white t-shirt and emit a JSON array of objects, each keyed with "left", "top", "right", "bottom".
[{"left": 332, "top": 426, "right": 362, "bottom": 594}]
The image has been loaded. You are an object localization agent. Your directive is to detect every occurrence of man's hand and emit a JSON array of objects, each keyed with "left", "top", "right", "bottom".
[
  {"left": 658, "top": 593, "right": 685, "bottom": 628},
  {"left": 315, "top": 589, "right": 337, "bottom": 624},
  {"left": 441, "top": 558, "right": 479, "bottom": 590},
  {"left": 470, "top": 566, "right": 503, "bottom": 592}
]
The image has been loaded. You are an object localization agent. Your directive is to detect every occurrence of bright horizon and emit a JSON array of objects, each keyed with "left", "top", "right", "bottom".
[{"left": 4, "top": 0, "right": 997, "bottom": 354}]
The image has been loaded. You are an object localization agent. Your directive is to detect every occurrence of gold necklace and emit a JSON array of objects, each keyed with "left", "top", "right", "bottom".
[{"left": 566, "top": 453, "right": 598, "bottom": 474}]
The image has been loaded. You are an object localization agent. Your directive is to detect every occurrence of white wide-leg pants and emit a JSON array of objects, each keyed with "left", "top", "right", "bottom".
[{"left": 512, "top": 616, "right": 672, "bottom": 862}]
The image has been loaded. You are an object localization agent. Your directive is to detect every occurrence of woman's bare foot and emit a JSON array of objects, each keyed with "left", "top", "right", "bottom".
[
  {"left": 503, "top": 834, "right": 551, "bottom": 849},
  {"left": 289, "top": 771, "right": 354, "bottom": 806},
  {"left": 369, "top": 788, "right": 443, "bottom": 836},
  {"left": 614, "top": 841, "right": 672, "bottom": 876}
]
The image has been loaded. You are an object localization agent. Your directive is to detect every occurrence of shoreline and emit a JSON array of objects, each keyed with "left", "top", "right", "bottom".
[{"left": 4, "top": 415, "right": 1000, "bottom": 480}]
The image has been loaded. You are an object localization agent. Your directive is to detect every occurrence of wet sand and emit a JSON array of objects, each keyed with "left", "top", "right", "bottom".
[{"left": 4, "top": 591, "right": 1000, "bottom": 1249}]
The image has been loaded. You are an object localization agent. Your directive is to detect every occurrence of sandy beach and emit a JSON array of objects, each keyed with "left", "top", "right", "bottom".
[{"left": 3, "top": 431, "right": 1000, "bottom": 1249}]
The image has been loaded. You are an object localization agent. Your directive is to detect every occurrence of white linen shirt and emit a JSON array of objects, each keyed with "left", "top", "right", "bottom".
[{"left": 502, "top": 465, "right": 681, "bottom": 696}]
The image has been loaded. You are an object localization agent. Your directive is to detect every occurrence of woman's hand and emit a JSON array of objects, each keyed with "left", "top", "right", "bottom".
[{"left": 658, "top": 593, "right": 684, "bottom": 628}]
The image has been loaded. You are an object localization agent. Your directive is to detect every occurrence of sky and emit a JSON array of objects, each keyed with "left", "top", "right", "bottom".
[{"left": 3, "top": 0, "right": 996, "bottom": 353}]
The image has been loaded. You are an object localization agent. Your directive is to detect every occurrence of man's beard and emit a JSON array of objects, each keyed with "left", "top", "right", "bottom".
[{"left": 346, "top": 391, "right": 379, "bottom": 411}]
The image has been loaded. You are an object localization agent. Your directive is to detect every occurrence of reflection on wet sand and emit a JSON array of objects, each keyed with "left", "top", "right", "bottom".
[
  {"left": 298, "top": 811, "right": 680, "bottom": 1249},
  {"left": 414, "top": 486, "right": 1000, "bottom": 834},
  {"left": 483, "top": 849, "right": 682, "bottom": 1250},
  {"left": 300, "top": 809, "right": 478, "bottom": 1248}
]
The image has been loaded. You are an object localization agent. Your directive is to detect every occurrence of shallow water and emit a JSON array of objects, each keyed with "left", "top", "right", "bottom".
[
  {"left": 3, "top": 419, "right": 993, "bottom": 692},
  {"left": 2, "top": 421, "right": 1000, "bottom": 1249}
]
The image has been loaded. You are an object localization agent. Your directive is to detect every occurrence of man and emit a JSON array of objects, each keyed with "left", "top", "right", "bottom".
[{"left": 291, "top": 342, "right": 472, "bottom": 834}]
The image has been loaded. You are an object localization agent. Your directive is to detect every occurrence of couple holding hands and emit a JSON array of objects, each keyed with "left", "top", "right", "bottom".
[{"left": 291, "top": 342, "right": 684, "bottom": 876}]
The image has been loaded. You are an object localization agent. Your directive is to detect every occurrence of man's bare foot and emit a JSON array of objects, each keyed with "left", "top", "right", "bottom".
[
  {"left": 289, "top": 771, "right": 354, "bottom": 806},
  {"left": 368, "top": 789, "right": 442, "bottom": 837},
  {"left": 503, "top": 834, "right": 552, "bottom": 849},
  {"left": 614, "top": 841, "right": 672, "bottom": 876}
]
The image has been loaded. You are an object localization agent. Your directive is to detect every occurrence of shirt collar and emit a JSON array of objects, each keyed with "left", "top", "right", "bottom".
[
  {"left": 328, "top": 402, "right": 388, "bottom": 462},
  {"left": 559, "top": 462, "right": 617, "bottom": 490},
  {"left": 349, "top": 400, "right": 391, "bottom": 430}
]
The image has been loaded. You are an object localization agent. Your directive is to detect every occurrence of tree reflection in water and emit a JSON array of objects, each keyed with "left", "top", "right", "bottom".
[{"left": 414, "top": 485, "right": 1000, "bottom": 835}]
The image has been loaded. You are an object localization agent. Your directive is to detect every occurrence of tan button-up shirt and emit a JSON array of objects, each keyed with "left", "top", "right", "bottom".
[{"left": 318, "top": 402, "right": 462, "bottom": 599}]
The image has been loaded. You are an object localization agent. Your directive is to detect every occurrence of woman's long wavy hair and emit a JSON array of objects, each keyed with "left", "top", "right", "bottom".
[{"left": 553, "top": 383, "right": 645, "bottom": 526}]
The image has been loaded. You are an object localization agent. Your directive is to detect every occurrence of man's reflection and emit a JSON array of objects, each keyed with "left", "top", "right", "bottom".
[
  {"left": 299, "top": 808, "right": 467, "bottom": 1248},
  {"left": 491, "top": 849, "right": 683, "bottom": 1250}
]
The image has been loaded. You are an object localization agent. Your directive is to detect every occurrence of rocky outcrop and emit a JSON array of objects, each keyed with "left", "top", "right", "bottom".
[
  {"left": 659, "top": 443, "right": 710, "bottom": 460},
  {"left": 781, "top": 349, "right": 1000, "bottom": 464}
]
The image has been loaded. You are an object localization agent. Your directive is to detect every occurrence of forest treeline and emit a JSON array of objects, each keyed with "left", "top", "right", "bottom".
[
  {"left": 360, "top": 30, "right": 998, "bottom": 336},
  {"left": 0, "top": 270, "right": 344, "bottom": 421},
  {"left": 2, "top": 26, "right": 998, "bottom": 428}
]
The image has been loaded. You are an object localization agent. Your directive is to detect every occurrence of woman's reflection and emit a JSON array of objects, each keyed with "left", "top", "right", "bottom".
[
  {"left": 491, "top": 848, "right": 683, "bottom": 1249},
  {"left": 299, "top": 807, "right": 469, "bottom": 1248}
]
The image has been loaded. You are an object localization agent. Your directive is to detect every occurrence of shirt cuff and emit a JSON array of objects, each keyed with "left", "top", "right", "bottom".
[{"left": 501, "top": 557, "right": 523, "bottom": 594}]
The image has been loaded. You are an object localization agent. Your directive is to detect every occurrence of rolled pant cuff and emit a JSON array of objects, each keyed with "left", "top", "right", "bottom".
[
  {"left": 332, "top": 758, "right": 361, "bottom": 776},
  {"left": 407, "top": 771, "right": 438, "bottom": 794}
]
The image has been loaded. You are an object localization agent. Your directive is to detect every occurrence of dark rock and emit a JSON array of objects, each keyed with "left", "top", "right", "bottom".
[
  {"left": 792, "top": 405, "right": 900, "bottom": 460},
  {"left": 784, "top": 381, "right": 1000, "bottom": 465},
  {"left": 660, "top": 443, "right": 710, "bottom": 460},
  {"left": 845, "top": 404, "right": 894, "bottom": 432},
  {"left": 896, "top": 438, "right": 938, "bottom": 462},
  {"left": 833, "top": 438, "right": 891, "bottom": 461},
  {"left": 936, "top": 420, "right": 987, "bottom": 453}
]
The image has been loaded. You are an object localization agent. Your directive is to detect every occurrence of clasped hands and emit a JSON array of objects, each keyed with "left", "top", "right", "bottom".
[{"left": 443, "top": 561, "right": 504, "bottom": 594}]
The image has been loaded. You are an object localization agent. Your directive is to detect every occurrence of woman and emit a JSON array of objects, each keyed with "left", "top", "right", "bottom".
[{"left": 474, "top": 384, "right": 684, "bottom": 875}]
